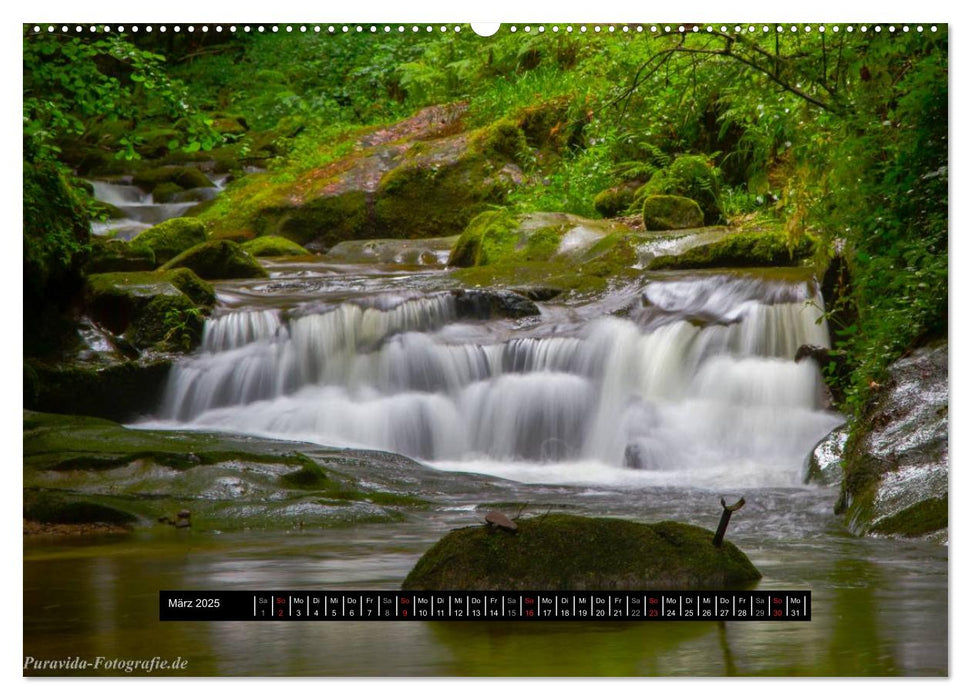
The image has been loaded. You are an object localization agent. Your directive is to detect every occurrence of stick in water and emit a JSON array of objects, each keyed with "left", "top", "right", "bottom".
[{"left": 712, "top": 497, "right": 746, "bottom": 547}]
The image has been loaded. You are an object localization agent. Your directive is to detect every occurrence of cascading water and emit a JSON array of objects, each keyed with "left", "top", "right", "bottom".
[
  {"left": 90, "top": 178, "right": 226, "bottom": 240},
  {"left": 149, "top": 270, "right": 844, "bottom": 489}
]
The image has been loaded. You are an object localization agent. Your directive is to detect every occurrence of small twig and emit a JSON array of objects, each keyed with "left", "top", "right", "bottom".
[{"left": 713, "top": 497, "right": 746, "bottom": 547}]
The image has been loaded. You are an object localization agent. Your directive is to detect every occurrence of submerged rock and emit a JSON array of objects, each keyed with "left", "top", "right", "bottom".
[
  {"left": 402, "top": 514, "right": 761, "bottom": 590},
  {"left": 451, "top": 289, "right": 540, "bottom": 319},
  {"left": 160, "top": 240, "right": 268, "bottom": 280},
  {"left": 838, "top": 342, "right": 948, "bottom": 541}
]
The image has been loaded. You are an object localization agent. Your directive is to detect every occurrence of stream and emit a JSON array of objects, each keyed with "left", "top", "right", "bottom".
[{"left": 23, "top": 249, "right": 948, "bottom": 676}]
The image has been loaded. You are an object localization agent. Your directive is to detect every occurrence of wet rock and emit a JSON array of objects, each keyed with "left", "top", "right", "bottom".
[
  {"left": 160, "top": 240, "right": 268, "bottom": 280},
  {"left": 85, "top": 238, "right": 156, "bottom": 274},
  {"left": 647, "top": 222, "right": 816, "bottom": 270},
  {"left": 451, "top": 289, "right": 540, "bottom": 319},
  {"left": 403, "top": 515, "right": 761, "bottom": 590},
  {"left": 325, "top": 236, "right": 457, "bottom": 265},
  {"left": 837, "top": 342, "right": 948, "bottom": 541},
  {"left": 804, "top": 425, "right": 848, "bottom": 486}
]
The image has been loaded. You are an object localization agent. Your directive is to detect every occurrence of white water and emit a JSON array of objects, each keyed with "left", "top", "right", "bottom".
[
  {"left": 146, "top": 272, "right": 843, "bottom": 489},
  {"left": 90, "top": 178, "right": 225, "bottom": 240}
]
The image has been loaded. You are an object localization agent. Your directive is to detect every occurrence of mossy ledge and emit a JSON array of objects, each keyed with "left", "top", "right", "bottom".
[{"left": 402, "top": 514, "right": 761, "bottom": 590}]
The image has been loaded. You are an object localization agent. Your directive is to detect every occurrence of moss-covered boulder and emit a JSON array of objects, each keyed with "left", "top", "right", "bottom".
[
  {"left": 447, "top": 210, "right": 641, "bottom": 295},
  {"left": 198, "top": 106, "right": 525, "bottom": 250},
  {"left": 637, "top": 155, "right": 722, "bottom": 224},
  {"left": 84, "top": 269, "right": 214, "bottom": 349},
  {"left": 240, "top": 236, "right": 310, "bottom": 257},
  {"left": 85, "top": 238, "right": 156, "bottom": 273},
  {"left": 403, "top": 514, "right": 761, "bottom": 590},
  {"left": 160, "top": 240, "right": 268, "bottom": 280},
  {"left": 131, "top": 217, "right": 208, "bottom": 264},
  {"left": 837, "top": 343, "right": 948, "bottom": 542},
  {"left": 132, "top": 165, "right": 214, "bottom": 193},
  {"left": 593, "top": 181, "right": 642, "bottom": 217},
  {"left": 647, "top": 226, "right": 816, "bottom": 270},
  {"left": 25, "top": 359, "right": 173, "bottom": 421},
  {"left": 642, "top": 195, "right": 705, "bottom": 231}
]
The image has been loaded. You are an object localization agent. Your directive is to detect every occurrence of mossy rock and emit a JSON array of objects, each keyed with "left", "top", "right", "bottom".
[
  {"left": 403, "top": 514, "right": 761, "bottom": 590},
  {"left": 91, "top": 199, "right": 125, "bottom": 220},
  {"left": 647, "top": 228, "right": 816, "bottom": 270},
  {"left": 265, "top": 190, "right": 372, "bottom": 249},
  {"left": 85, "top": 238, "right": 156, "bottom": 274},
  {"left": 25, "top": 360, "right": 173, "bottom": 422},
  {"left": 131, "top": 217, "right": 208, "bottom": 264},
  {"left": 84, "top": 269, "right": 214, "bottom": 349},
  {"left": 637, "top": 154, "right": 722, "bottom": 224},
  {"left": 593, "top": 182, "right": 642, "bottom": 217},
  {"left": 132, "top": 165, "right": 214, "bottom": 192},
  {"left": 471, "top": 119, "right": 529, "bottom": 166},
  {"left": 24, "top": 490, "right": 137, "bottom": 525},
  {"left": 151, "top": 182, "right": 185, "bottom": 203},
  {"left": 516, "top": 96, "right": 582, "bottom": 152},
  {"left": 241, "top": 236, "right": 310, "bottom": 257},
  {"left": 160, "top": 239, "right": 268, "bottom": 280},
  {"left": 642, "top": 195, "right": 705, "bottom": 231}
]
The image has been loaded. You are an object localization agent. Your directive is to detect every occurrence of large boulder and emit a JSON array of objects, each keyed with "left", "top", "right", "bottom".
[
  {"left": 160, "top": 240, "right": 268, "bottom": 280},
  {"left": 642, "top": 195, "right": 705, "bottom": 231},
  {"left": 804, "top": 425, "right": 848, "bottom": 486},
  {"left": 447, "top": 210, "right": 640, "bottom": 295},
  {"left": 403, "top": 514, "right": 761, "bottom": 590},
  {"left": 131, "top": 217, "right": 208, "bottom": 264},
  {"left": 84, "top": 269, "right": 214, "bottom": 350},
  {"left": 199, "top": 105, "right": 527, "bottom": 250},
  {"left": 837, "top": 343, "right": 948, "bottom": 541},
  {"left": 648, "top": 223, "right": 816, "bottom": 270}
]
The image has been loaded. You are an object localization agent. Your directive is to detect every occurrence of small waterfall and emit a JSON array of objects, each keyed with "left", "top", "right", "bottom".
[
  {"left": 152, "top": 274, "right": 843, "bottom": 485},
  {"left": 90, "top": 178, "right": 224, "bottom": 240}
]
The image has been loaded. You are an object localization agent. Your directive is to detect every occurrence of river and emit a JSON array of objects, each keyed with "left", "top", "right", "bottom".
[{"left": 23, "top": 253, "right": 948, "bottom": 676}]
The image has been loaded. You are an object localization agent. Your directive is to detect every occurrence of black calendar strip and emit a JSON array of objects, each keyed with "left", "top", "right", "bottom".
[{"left": 159, "top": 590, "right": 810, "bottom": 621}]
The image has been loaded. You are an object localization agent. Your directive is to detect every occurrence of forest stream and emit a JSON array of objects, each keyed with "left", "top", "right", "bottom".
[{"left": 23, "top": 253, "right": 947, "bottom": 676}]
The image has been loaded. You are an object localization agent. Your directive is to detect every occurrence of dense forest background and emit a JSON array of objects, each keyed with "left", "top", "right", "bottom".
[{"left": 23, "top": 24, "right": 948, "bottom": 418}]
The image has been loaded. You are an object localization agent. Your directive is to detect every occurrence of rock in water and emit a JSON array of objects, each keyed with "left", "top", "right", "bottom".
[
  {"left": 838, "top": 342, "right": 948, "bottom": 541},
  {"left": 403, "top": 514, "right": 761, "bottom": 590}
]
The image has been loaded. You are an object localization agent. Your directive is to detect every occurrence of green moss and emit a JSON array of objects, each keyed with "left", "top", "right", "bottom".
[
  {"left": 471, "top": 119, "right": 529, "bottom": 166},
  {"left": 160, "top": 240, "right": 268, "bottom": 280},
  {"left": 648, "top": 228, "right": 816, "bottom": 270},
  {"left": 24, "top": 490, "right": 137, "bottom": 525},
  {"left": 279, "top": 458, "right": 329, "bottom": 489},
  {"left": 131, "top": 217, "right": 208, "bottom": 264},
  {"left": 151, "top": 182, "right": 185, "bottom": 203},
  {"left": 266, "top": 191, "right": 371, "bottom": 248},
  {"left": 86, "top": 269, "right": 215, "bottom": 309},
  {"left": 132, "top": 166, "right": 214, "bottom": 192},
  {"left": 240, "top": 235, "right": 310, "bottom": 257},
  {"left": 129, "top": 293, "right": 202, "bottom": 349},
  {"left": 869, "top": 496, "right": 948, "bottom": 537},
  {"left": 642, "top": 195, "right": 705, "bottom": 231},
  {"left": 593, "top": 182, "right": 640, "bottom": 217},
  {"left": 637, "top": 154, "right": 722, "bottom": 224},
  {"left": 403, "top": 514, "right": 761, "bottom": 590},
  {"left": 85, "top": 238, "right": 156, "bottom": 273}
]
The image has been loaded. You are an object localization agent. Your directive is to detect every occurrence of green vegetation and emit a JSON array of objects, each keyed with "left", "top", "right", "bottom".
[
  {"left": 648, "top": 220, "right": 817, "bottom": 270},
  {"left": 23, "top": 25, "right": 948, "bottom": 486},
  {"left": 642, "top": 195, "right": 704, "bottom": 231},
  {"left": 403, "top": 514, "right": 761, "bottom": 590}
]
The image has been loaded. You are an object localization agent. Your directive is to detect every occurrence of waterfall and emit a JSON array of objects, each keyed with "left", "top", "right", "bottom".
[
  {"left": 89, "top": 178, "right": 224, "bottom": 240},
  {"left": 151, "top": 274, "right": 843, "bottom": 486}
]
